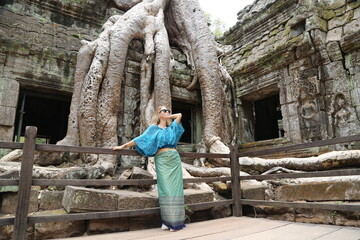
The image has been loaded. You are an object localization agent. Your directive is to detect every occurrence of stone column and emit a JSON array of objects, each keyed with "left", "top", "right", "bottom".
[{"left": 0, "top": 77, "right": 19, "bottom": 142}]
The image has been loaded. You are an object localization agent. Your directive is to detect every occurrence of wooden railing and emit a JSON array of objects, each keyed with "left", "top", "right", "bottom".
[{"left": 0, "top": 126, "right": 360, "bottom": 239}]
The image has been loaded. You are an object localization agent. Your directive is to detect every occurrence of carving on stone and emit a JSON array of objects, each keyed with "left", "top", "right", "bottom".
[
  {"left": 330, "top": 93, "right": 350, "bottom": 138},
  {"left": 298, "top": 86, "right": 320, "bottom": 141}
]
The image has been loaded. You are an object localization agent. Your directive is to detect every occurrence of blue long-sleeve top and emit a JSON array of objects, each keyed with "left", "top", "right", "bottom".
[{"left": 133, "top": 120, "right": 185, "bottom": 157}]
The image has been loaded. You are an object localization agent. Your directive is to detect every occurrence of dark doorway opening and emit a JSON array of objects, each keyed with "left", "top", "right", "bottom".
[
  {"left": 254, "top": 94, "right": 283, "bottom": 141},
  {"left": 14, "top": 91, "right": 71, "bottom": 144},
  {"left": 172, "top": 102, "right": 193, "bottom": 143}
]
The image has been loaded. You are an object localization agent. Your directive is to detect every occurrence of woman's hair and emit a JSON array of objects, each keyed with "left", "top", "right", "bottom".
[{"left": 150, "top": 105, "right": 172, "bottom": 126}]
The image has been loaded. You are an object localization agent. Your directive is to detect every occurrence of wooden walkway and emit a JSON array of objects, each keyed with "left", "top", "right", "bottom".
[{"left": 57, "top": 217, "right": 360, "bottom": 240}]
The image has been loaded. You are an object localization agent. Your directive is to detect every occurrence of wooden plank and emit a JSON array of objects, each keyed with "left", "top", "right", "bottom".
[
  {"left": 239, "top": 134, "right": 360, "bottom": 157},
  {"left": 240, "top": 200, "right": 360, "bottom": 212},
  {"left": 31, "top": 177, "right": 232, "bottom": 187},
  {"left": 183, "top": 176, "right": 232, "bottom": 183},
  {"left": 0, "top": 217, "right": 15, "bottom": 226},
  {"left": 187, "top": 217, "right": 290, "bottom": 240},
  {"left": 35, "top": 144, "right": 141, "bottom": 156},
  {"left": 230, "top": 222, "right": 344, "bottom": 240},
  {"left": 180, "top": 152, "right": 230, "bottom": 158},
  {"left": 56, "top": 217, "right": 360, "bottom": 240},
  {"left": 32, "top": 179, "right": 157, "bottom": 186},
  {"left": 56, "top": 217, "right": 254, "bottom": 240},
  {"left": 0, "top": 179, "right": 18, "bottom": 185},
  {"left": 316, "top": 227, "right": 360, "bottom": 240},
  {"left": 230, "top": 144, "right": 242, "bottom": 217},
  {"left": 240, "top": 169, "right": 360, "bottom": 180},
  {"left": 35, "top": 144, "right": 230, "bottom": 159},
  {"left": 28, "top": 208, "right": 160, "bottom": 224},
  {"left": 0, "top": 141, "right": 23, "bottom": 149},
  {"left": 187, "top": 200, "right": 233, "bottom": 211},
  {"left": 13, "top": 126, "right": 37, "bottom": 240}
]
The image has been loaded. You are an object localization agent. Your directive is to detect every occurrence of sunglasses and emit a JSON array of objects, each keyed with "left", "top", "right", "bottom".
[{"left": 159, "top": 109, "right": 171, "bottom": 113}]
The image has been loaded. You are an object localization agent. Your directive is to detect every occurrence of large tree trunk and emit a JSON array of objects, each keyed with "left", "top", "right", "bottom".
[
  {"left": 169, "top": 0, "right": 228, "bottom": 151},
  {"left": 2, "top": 0, "right": 234, "bottom": 179},
  {"left": 52, "top": 0, "right": 230, "bottom": 178}
]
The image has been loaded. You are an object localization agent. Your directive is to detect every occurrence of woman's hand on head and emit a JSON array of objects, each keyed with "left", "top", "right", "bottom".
[{"left": 166, "top": 113, "right": 182, "bottom": 123}]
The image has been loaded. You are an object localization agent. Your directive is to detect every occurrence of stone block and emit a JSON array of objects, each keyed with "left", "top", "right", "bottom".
[
  {"left": 328, "top": 0, "right": 346, "bottom": 10},
  {"left": 184, "top": 189, "right": 214, "bottom": 206},
  {"left": 0, "top": 88, "right": 18, "bottom": 107},
  {"left": 62, "top": 186, "right": 119, "bottom": 213},
  {"left": 326, "top": 27, "right": 343, "bottom": 42},
  {"left": 322, "top": 62, "right": 348, "bottom": 80},
  {"left": 328, "top": 10, "right": 354, "bottom": 30},
  {"left": 62, "top": 186, "right": 159, "bottom": 213},
  {"left": 39, "top": 191, "right": 64, "bottom": 210},
  {"left": 34, "top": 209, "right": 85, "bottom": 239},
  {"left": 344, "top": 18, "right": 360, "bottom": 36},
  {"left": 241, "top": 184, "right": 267, "bottom": 200},
  {"left": 117, "top": 190, "right": 158, "bottom": 210},
  {"left": 0, "top": 106, "right": 16, "bottom": 126},
  {"left": 0, "top": 74, "right": 17, "bottom": 90},
  {"left": 0, "top": 125, "right": 14, "bottom": 141},
  {"left": 326, "top": 41, "right": 344, "bottom": 62},
  {"left": 171, "top": 85, "right": 200, "bottom": 104},
  {"left": 0, "top": 187, "right": 40, "bottom": 214},
  {"left": 354, "top": 6, "right": 360, "bottom": 19},
  {"left": 212, "top": 181, "right": 230, "bottom": 195},
  {"left": 274, "top": 180, "right": 360, "bottom": 201},
  {"left": 130, "top": 166, "right": 153, "bottom": 180},
  {"left": 306, "top": 15, "right": 328, "bottom": 32},
  {"left": 117, "top": 168, "right": 132, "bottom": 188}
]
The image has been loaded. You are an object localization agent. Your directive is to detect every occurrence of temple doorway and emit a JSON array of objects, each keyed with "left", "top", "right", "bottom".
[
  {"left": 172, "top": 102, "right": 194, "bottom": 143},
  {"left": 254, "top": 94, "right": 283, "bottom": 141},
  {"left": 14, "top": 90, "right": 71, "bottom": 144}
]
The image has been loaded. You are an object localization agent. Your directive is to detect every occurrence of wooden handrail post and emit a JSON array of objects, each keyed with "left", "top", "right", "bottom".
[
  {"left": 230, "top": 144, "right": 242, "bottom": 217},
  {"left": 13, "top": 126, "right": 37, "bottom": 240}
]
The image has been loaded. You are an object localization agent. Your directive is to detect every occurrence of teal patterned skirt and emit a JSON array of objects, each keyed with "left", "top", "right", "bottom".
[{"left": 155, "top": 150, "right": 185, "bottom": 230}]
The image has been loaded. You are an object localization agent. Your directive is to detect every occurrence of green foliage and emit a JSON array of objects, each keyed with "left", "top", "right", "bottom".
[
  {"left": 0, "top": 149, "right": 11, "bottom": 159},
  {"left": 72, "top": 33, "right": 82, "bottom": 39},
  {"left": 17, "top": 136, "right": 48, "bottom": 144},
  {"left": 203, "top": 12, "right": 228, "bottom": 37},
  {"left": 184, "top": 205, "right": 193, "bottom": 223}
]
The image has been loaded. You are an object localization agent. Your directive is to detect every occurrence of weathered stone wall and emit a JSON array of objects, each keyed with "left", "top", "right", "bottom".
[
  {"left": 0, "top": 0, "right": 113, "bottom": 141},
  {"left": 223, "top": 0, "right": 360, "bottom": 144},
  {"left": 0, "top": 0, "right": 199, "bottom": 155}
]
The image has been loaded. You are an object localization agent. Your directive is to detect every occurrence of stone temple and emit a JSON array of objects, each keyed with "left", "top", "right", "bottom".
[
  {"left": 0, "top": 0, "right": 360, "bottom": 238},
  {"left": 1, "top": 0, "right": 360, "bottom": 158}
]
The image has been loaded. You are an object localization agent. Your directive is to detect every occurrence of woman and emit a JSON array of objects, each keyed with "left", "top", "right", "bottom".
[{"left": 112, "top": 106, "right": 185, "bottom": 231}]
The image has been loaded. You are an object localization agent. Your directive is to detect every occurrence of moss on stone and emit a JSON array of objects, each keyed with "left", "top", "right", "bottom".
[
  {"left": 242, "top": 50, "right": 252, "bottom": 60},
  {"left": 323, "top": 10, "right": 336, "bottom": 20},
  {"left": 269, "top": 28, "right": 280, "bottom": 37},
  {"left": 61, "top": 0, "right": 87, "bottom": 4},
  {"left": 335, "top": 6, "right": 346, "bottom": 16},
  {"left": 283, "top": 26, "right": 291, "bottom": 36},
  {"left": 308, "top": 15, "right": 328, "bottom": 32},
  {"left": 328, "top": 0, "right": 346, "bottom": 10},
  {"left": 243, "top": 43, "right": 254, "bottom": 53},
  {"left": 348, "top": 1, "right": 360, "bottom": 9},
  {"left": 288, "top": 35, "right": 303, "bottom": 45}
]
